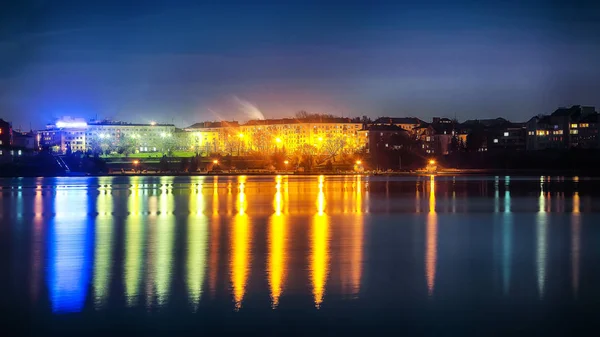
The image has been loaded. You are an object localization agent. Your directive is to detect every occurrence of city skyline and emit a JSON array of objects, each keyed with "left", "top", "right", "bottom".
[{"left": 2, "top": 0, "right": 600, "bottom": 129}]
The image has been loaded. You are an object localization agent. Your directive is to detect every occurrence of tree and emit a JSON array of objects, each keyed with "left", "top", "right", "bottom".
[
  {"left": 158, "top": 135, "right": 177, "bottom": 156},
  {"left": 117, "top": 136, "right": 137, "bottom": 157},
  {"left": 321, "top": 135, "right": 346, "bottom": 161}
]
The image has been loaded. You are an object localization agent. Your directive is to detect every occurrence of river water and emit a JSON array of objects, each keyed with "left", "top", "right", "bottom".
[{"left": 1, "top": 175, "right": 599, "bottom": 336}]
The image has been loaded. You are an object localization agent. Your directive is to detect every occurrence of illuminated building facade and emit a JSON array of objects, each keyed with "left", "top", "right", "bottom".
[
  {"left": 186, "top": 118, "right": 364, "bottom": 155},
  {"left": 86, "top": 120, "right": 176, "bottom": 153},
  {"left": 41, "top": 117, "right": 176, "bottom": 154},
  {"left": 41, "top": 117, "right": 88, "bottom": 153},
  {"left": 526, "top": 106, "right": 598, "bottom": 150},
  {"left": 0, "top": 118, "right": 11, "bottom": 160},
  {"left": 185, "top": 121, "right": 240, "bottom": 155}
]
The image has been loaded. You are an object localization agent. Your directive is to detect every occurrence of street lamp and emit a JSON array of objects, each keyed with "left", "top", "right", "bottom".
[
  {"left": 356, "top": 160, "right": 362, "bottom": 165},
  {"left": 213, "top": 159, "right": 219, "bottom": 165},
  {"left": 284, "top": 160, "right": 289, "bottom": 165},
  {"left": 429, "top": 159, "right": 436, "bottom": 165},
  {"left": 275, "top": 137, "right": 282, "bottom": 143},
  {"left": 238, "top": 133, "right": 244, "bottom": 138}
]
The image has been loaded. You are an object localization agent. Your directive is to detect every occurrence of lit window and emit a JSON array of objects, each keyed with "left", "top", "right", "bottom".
[
  {"left": 570, "top": 130, "right": 579, "bottom": 135},
  {"left": 571, "top": 124, "right": 578, "bottom": 128},
  {"left": 580, "top": 123, "right": 589, "bottom": 128},
  {"left": 493, "top": 139, "right": 498, "bottom": 143},
  {"left": 504, "top": 132, "right": 509, "bottom": 137},
  {"left": 426, "top": 136, "right": 431, "bottom": 142}
]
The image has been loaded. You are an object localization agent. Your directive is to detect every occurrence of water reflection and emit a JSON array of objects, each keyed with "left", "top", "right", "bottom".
[
  {"left": 231, "top": 176, "right": 250, "bottom": 310},
  {"left": 502, "top": 187, "right": 513, "bottom": 295},
  {"left": 30, "top": 189, "right": 44, "bottom": 302},
  {"left": 124, "top": 182, "right": 145, "bottom": 306},
  {"left": 93, "top": 179, "right": 114, "bottom": 309},
  {"left": 209, "top": 177, "right": 220, "bottom": 297},
  {"left": 268, "top": 176, "right": 287, "bottom": 308},
  {"left": 154, "top": 178, "right": 175, "bottom": 307},
  {"left": 571, "top": 192, "right": 581, "bottom": 298},
  {"left": 537, "top": 187, "right": 548, "bottom": 299},
  {"left": 311, "top": 176, "right": 330, "bottom": 308},
  {"left": 341, "top": 176, "right": 363, "bottom": 297},
  {"left": 425, "top": 176, "right": 437, "bottom": 297},
  {"left": 5, "top": 174, "right": 595, "bottom": 318},
  {"left": 47, "top": 189, "right": 92, "bottom": 313},
  {"left": 187, "top": 182, "right": 208, "bottom": 310}
]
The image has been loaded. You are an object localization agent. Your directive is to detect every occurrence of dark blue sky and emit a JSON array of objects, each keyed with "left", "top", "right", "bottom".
[{"left": 1, "top": 0, "right": 599, "bottom": 128}]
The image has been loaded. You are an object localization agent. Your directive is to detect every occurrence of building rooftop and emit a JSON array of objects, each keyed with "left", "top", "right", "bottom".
[
  {"left": 373, "top": 117, "right": 423, "bottom": 125},
  {"left": 187, "top": 121, "right": 240, "bottom": 129}
]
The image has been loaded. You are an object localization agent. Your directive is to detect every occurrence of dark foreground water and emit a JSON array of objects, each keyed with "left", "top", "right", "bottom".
[{"left": 1, "top": 175, "right": 600, "bottom": 336}]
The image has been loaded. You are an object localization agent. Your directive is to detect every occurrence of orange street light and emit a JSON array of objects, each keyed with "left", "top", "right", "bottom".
[
  {"left": 318, "top": 137, "right": 323, "bottom": 142},
  {"left": 238, "top": 133, "right": 244, "bottom": 138},
  {"left": 275, "top": 137, "right": 282, "bottom": 143},
  {"left": 133, "top": 160, "right": 139, "bottom": 165},
  {"left": 213, "top": 159, "right": 219, "bottom": 165},
  {"left": 284, "top": 160, "right": 289, "bottom": 165},
  {"left": 356, "top": 160, "right": 362, "bottom": 165},
  {"left": 429, "top": 159, "right": 436, "bottom": 165}
]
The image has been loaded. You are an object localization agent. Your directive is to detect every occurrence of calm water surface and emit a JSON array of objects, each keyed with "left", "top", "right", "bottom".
[{"left": 1, "top": 175, "right": 600, "bottom": 336}]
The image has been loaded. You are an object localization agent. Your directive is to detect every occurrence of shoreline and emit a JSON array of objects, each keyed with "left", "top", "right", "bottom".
[{"left": 1, "top": 168, "right": 597, "bottom": 178}]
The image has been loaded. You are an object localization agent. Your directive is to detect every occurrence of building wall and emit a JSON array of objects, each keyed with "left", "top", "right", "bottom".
[
  {"left": 0, "top": 119, "right": 11, "bottom": 148},
  {"left": 185, "top": 120, "right": 365, "bottom": 155}
]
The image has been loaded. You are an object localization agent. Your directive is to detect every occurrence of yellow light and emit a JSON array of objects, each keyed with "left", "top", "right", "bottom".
[
  {"left": 238, "top": 133, "right": 244, "bottom": 138},
  {"left": 187, "top": 201, "right": 208, "bottom": 310},
  {"left": 284, "top": 160, "right": 289, "bottom": 165},
  {"left": 318, "top": 137, "right": 323, "bottom": 142},
  {"left": 276, "top": 137, "right": 282, "bottom": 143},
  {"left": 269, "top": 179, "right": 286, "bottom": 308},
  {"left": 93, "top": 189, "right": 113, "bottom": 309},
  {"left": 231, "top": 183, "right": 250, "bottom": 310},
  {"left": 212, "top": 159, "right": 218, "bottom": 164},
  {"left": 133, "top": 160, "right": 139, "bottom": 165},
  {"left": 356, "top": 160, "right": 362, "bottom": 165},
  {"left": 311, "top": 209, "right": 329, "bottom": 308},
  {"left": 429, "top": 160, "right": 436, "bottom": 165},
  {"left": 150, "top": 121, "right": 157, "bottom": 126},
  {"left": 426, "top": 175, "right": 437, "bottom": 297}
]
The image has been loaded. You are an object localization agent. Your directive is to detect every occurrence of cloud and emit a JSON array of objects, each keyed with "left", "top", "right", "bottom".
[{"left": 233, "top": 96, "right": 265, "bottom": 120}]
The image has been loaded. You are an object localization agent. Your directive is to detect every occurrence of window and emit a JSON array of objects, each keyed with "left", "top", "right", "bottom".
[
  {"left": 493, "top": 139, "right": 499, "bottom": 143},
  {"left": 571, "top": 124, "right": 578, "bottom": 128},
  {"left": 504, "top": 132, "right": 509, "bottom": 137},
  {"left": 580, "top": 123, "right": 589, "bottom": 128},
  {"left": 570, "top": 130, "right": 579, "bottom": 135}
]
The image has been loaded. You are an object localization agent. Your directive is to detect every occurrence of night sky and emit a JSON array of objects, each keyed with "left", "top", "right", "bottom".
[{"left": 1, "top": 0, "right": 599, "bottom": 129}]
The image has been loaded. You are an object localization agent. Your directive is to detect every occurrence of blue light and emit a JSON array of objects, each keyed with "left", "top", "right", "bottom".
[{"left": 47, "top": 190, "right": 92, "bottom": 313}]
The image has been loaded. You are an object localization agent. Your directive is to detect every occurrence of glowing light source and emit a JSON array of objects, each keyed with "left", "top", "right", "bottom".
[
  {"left": 238, "top": 133, "right": 244, "bottom": 138},
  {"left": 212, "top": 159, "right": 219, "bottom": 165},
  {"left": 133, "top": 160, "right": 139, "bottom": 165},
  {"left": 150, "top": 121, "right": 157, "bottom": 126},
  {"left": 275, "top": 137, "right": 282, "bottom": 143},
  {"left": 284, "top": 160, "right": 289, "bottom": 165},
  {"left": 425, "top": 175, "right": 437, "bottom": 297},
  {"left": 429, "top": 159, "right": 436, "bottom": 165},
  {"left": 356, "top": 160, "right": 362, "bottom": 165},
  {"left": 56, "top": 121, "right": 88, "bottom": 129}
]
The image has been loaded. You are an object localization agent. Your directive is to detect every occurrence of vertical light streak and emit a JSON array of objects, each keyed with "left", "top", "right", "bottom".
[
  {"left": 231, "top": 176, "right": 250, "bottom": 310},
  {"left": 311, "top": 175, "right": 330, "bottom": 308},
  {"left": 571, "top": 192, "right": 581, "bottom": 298},
  {"left": 93, "top": 182, "right": 114, "bottom": 309},
  {"left": 124, "top": 183, "right": 144, "bottom": 307},
  {"left": 268, "top": 176, "right": 286, "bottom": 308},
  {"left": 425, "top": 175, "right": 438, "bottom": 297},
  {"left": 187, "top": 184, "right": 208, "bottom": 310}
]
